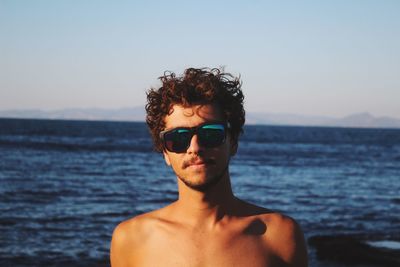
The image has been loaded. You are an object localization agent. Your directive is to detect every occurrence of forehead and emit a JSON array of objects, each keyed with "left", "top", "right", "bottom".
[{"left": 164, "top": 103, "right": 224, "bottom": 129}]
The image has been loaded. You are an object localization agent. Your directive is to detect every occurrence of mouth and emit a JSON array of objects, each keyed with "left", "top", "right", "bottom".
[
  {"left": 184, "top": 158, "right": 215, "bottom": 169},
  {"left": 190, "top": 160, "right": 206, "bottom": 166},
  {"left": 187, "top": 162, "right": 208, "bottom": 171}
]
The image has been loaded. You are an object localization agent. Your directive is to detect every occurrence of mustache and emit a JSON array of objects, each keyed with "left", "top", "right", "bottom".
[{"left": 182, "top": 157, "right": 216, "bottom": 169}]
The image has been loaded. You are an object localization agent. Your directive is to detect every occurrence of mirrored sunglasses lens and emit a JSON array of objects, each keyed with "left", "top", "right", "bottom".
[
  {"left": 199, "top": 125, "right": 225, "bottom": 147},
  {"left": 164, "top": 129, "right": 191, "bottom": 152}
]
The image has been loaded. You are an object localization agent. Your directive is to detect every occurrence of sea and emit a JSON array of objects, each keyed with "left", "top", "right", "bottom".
[{"left": 0, "top": 118, "right": 399, "bottom": 267}]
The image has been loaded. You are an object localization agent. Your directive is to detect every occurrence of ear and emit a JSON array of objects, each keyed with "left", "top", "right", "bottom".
[
  {"left": 230, "top": 142, "right": 238, "bottom": 156},
  {"left": 163, "top": 150, "right": 171, "bottom": 166},
  {"left": 228, "top": 135, "right": 238, "bottom": 156}
]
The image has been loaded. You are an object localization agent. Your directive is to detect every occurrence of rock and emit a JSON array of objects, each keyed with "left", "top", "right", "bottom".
[{"left": 308, "top": 234, "right": 400, "bottom": 267}]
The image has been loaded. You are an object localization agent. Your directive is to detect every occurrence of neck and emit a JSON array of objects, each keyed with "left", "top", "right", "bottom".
[{"left": 174, "top": 172, "right": 237, "bottom": 228}]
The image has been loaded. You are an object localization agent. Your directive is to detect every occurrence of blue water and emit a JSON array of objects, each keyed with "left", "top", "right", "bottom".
[{"left": 1, "top": 118, "right": 399, "bottom": 267}]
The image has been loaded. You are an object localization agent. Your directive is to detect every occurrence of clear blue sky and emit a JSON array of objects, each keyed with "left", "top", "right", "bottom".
[{"left": 1, "top": 0, "right": 399, "bottom": 118}]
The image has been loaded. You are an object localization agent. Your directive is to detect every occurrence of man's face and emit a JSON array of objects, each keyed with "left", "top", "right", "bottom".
[{"left": 162, "top": 103, "right": 236, "bottom": 191}]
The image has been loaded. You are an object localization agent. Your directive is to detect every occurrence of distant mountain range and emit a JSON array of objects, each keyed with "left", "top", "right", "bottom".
[
  {"left": 246, "top": 112, "right": 400, "bottom": 128},
  {"left": 1, "top": 107, "right": 400, "bottom": 129},
  {"left": 0, "top": 107, "right": 146, "bottom": 122}
]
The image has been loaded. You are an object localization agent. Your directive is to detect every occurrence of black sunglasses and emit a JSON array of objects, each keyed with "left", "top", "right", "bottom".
[{"left": 160, "top": 122, "right": 228, "bottom": 153}]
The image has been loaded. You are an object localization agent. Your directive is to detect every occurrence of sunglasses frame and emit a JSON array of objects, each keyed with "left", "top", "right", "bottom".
[{"left": 160, "top": 121, "right": 228, "bottom": 153}]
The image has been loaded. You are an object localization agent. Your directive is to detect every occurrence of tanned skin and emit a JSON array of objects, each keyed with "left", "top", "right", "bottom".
[{"left": 110, "top": 104, "right": 308, "bottom": 267}]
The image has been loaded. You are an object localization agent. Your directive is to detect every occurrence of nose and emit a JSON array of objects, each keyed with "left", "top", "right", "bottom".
[{"left": 186, "top": 133, "right": 202, "bottom": 154}]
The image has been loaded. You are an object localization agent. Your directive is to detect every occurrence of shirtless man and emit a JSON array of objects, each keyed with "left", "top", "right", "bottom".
[{"left": 110, "top": 68, "right": 308, "bottom": 267}]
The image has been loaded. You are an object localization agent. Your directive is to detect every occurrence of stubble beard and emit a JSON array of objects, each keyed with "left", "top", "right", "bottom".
[{"left": 178, "top": 163, "right": 229, "bottom": 192}]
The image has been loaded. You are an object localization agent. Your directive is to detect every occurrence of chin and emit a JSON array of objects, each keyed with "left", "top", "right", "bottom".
[
  {"left": 178, "top": 164, "right": 229, "bottom": 191},
  {"left": 179, "top": 172, "right": 225, "bottom": 192}
]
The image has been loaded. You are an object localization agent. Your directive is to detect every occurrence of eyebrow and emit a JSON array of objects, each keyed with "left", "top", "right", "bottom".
[{"left": 163, "top": 121, "right": 224, "bottom": 131}]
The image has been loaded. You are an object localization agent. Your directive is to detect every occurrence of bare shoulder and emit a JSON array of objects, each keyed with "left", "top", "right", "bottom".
[
  {"left": 110, "top": 213, "right": 149, "bottom": 267},
  {"left": 111, "top": 212, "right": 153, "bottom": 247},
  {"left": 233, "top": 199, "right": 307, "bottom": 266},
  {"left": 110, "top": 209, "right": 165, "bottom": 267},
  {"left": 260, "top": 212, "right": 308, "bottom": 267}
]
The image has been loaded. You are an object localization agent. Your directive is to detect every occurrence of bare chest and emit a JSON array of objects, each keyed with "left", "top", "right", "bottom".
[{"left": 131, "top": 230, "right": 276, "bottom": 267}]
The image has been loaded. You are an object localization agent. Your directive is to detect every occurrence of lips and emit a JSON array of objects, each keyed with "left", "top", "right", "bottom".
[
  {"left": 183, "top": 158, "right": 215, "bottom": 169},
  {"left": 190, "top": 160, "right": 206, "bottom": 166}
]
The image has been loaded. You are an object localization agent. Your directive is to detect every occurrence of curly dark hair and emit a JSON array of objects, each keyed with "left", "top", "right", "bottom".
[{"left": 145, "top": 67, "right": 245, "bottom": 152}]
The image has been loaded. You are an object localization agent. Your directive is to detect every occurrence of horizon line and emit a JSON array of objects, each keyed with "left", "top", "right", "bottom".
[{"left": 0, "top": 106, "right": 399, "bottom": 120}]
